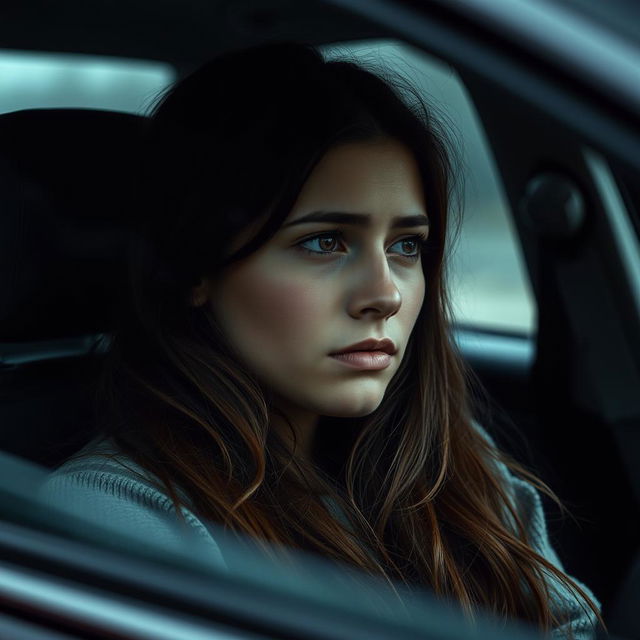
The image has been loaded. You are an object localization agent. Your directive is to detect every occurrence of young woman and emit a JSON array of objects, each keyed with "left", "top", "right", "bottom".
[{"left": 42, "top": 42, "right": 603, "bottom": 638}]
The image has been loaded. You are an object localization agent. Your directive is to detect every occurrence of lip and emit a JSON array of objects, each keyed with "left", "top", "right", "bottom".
[
  {"left": 330, "top": 351, "right": 392, "bottom": 370},
  {"left": 330, "top": 338, "right": 397, "bottom": 356}
]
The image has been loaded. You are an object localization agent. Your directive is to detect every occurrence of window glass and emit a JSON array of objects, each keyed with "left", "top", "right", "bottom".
[
  {"left": 321, "top": 41, "right": 536, "bottom": 336},
  {"left": 0, "top": 49, "right": 175, "bottom": 115}
]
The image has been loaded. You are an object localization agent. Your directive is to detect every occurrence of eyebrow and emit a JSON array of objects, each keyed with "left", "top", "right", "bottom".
[{"left": 282, "top": 210, "right": 430, "bottom": 229}]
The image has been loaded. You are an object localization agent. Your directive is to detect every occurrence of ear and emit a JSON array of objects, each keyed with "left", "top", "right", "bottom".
[{"left": 190, "top": 278, "right": 209, "bottom": 307}]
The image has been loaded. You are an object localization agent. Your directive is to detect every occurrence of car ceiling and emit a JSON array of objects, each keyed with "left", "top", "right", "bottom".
[{"left": 0, "top": 0, "right": 385, "bottom": 74}]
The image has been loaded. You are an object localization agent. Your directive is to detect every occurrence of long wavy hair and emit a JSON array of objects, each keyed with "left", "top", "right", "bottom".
[{"left": 89, "top": 41, "right": 602, "bottom": 634}]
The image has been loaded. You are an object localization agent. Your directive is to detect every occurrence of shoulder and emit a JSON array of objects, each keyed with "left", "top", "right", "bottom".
[
  {"left": 38, "top": 435, "right": 227, "bottom": 568},
  {"left": 470, "top": 419, "right": 601, "bottom": 639},
  {"left": 470, "top": 419, "right": 543, "bottom": 520}
]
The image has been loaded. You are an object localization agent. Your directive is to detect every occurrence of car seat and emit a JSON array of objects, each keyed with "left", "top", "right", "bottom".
[{"left": 0, "top": 108, "right": 147, "bottom": 468}]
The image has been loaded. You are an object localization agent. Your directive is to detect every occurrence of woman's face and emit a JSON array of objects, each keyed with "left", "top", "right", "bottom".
[{"left": 193, "top": 139, "right": 428, "bottom": 450}]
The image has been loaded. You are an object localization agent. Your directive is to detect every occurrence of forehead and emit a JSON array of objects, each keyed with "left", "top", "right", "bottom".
[
  {"left": 221, "top": 139, "right": 428, "bottom": 262},
  {"left": 287, "top": 139, "right": 427, "bottom": 225}
]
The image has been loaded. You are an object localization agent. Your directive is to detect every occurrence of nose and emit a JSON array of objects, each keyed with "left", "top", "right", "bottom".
[{"left": 346, "top": 252, "right": 402, "bottom": 321}]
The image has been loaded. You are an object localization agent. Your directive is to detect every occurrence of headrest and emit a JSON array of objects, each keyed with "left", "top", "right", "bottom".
[{"left": 0, "top": 108, "right": 149, "bottom": 343}]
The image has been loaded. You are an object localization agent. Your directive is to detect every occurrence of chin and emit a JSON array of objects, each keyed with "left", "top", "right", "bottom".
[{"left": 323, "top": 397, "right": 385, "bottom": 418}]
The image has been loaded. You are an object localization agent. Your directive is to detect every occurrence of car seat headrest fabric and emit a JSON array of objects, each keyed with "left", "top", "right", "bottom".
[{"left": 0, "top": 108, "right": 149, "bottom": 342}]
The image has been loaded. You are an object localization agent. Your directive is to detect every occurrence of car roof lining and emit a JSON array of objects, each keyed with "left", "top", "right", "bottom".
[{"left": 0, "top": 0, "right": 385, "bottom": 73}]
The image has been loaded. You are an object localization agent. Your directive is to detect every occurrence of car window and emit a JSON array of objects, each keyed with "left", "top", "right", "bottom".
[
  {"left": 321, "top": 40, "right": 536, "bottom": 336},
  {"left": 1, "top": 450, "right": 541, "bottom": 640},
  {"left": 0, "top": 49, "right": 175, "bottom": 115}
]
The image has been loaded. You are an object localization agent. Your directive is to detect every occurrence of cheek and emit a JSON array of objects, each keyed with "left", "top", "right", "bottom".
[
  {"left": 218, "top": 270, "right": 326, "bottom": 356},
  {"left": 403, "top": 273, "right": 425, "bottom": 328}
]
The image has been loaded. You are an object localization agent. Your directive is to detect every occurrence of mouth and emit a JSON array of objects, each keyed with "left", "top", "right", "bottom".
[
  {"left": 329, "top": 351, "right": 392, "bottom": 370},
  {"left": 329, "top": 337, "right": 397, "bottom": 356},
  {"left": 329, "top": 344, "right": 394, "bottom": 371}
]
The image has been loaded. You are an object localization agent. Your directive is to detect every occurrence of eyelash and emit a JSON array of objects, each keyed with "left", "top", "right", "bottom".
[{"left": 296, "top": 231, "right": 429, "bottom": 262}]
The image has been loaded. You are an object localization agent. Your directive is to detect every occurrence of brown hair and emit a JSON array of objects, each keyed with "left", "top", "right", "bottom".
[{"left": 90, "top": 41, "right": 602, "bottom": 635}]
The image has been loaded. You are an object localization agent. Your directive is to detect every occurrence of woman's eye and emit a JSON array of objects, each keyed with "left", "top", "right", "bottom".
[
  {"left": 392, "top": 236, "right": 421, "bottom": 259},
  {"left": 296, "top": 232, "right": 427, "bottom": 261},
  {"left": 297, "top": 233, "right": 342, "bottom": 255}
]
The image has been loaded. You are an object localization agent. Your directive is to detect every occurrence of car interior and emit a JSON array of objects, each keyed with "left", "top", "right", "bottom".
[{"left": 0, "top": 1, "right": 639, "bottom": 638}]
